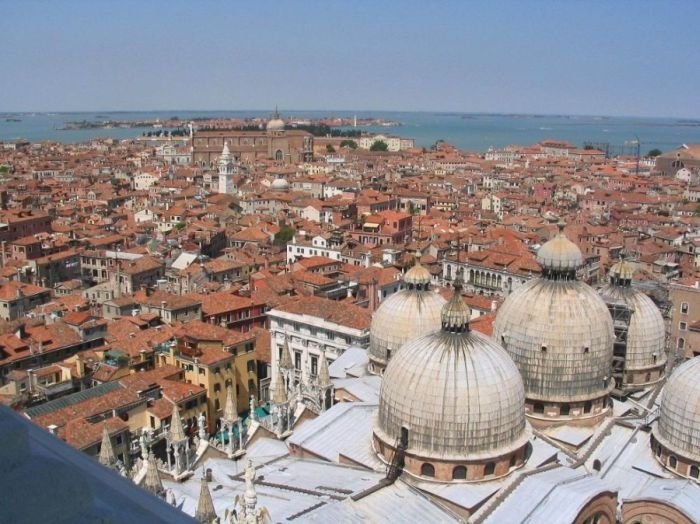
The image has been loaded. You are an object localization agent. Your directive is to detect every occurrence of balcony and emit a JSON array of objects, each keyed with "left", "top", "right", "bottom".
[{"left": 35, "top": 380, "right": 76, "bottom": 398}]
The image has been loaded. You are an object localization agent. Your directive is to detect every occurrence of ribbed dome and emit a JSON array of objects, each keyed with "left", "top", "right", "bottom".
[
  {"left": 536, "top": 223, "right": 584, "bottom": 274},
  {"left": 654, "top": 357, "right": 700, "bottom": 462},
  {"left": 493, "top": 278, "right": 614, "bottom": 402},
  {"left": 368, "top": 269, "right": 446, "bottom": 371},
  {"left": 376, "top": 292, "right": 528, "bottom": 460},
  {"left": 599, "top": 273, "right": 666, "bottom": 373}
]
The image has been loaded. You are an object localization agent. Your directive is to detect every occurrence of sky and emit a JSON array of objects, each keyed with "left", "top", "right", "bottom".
[{"left": 2, "top": 0, "right": 699, "bottom": 117}]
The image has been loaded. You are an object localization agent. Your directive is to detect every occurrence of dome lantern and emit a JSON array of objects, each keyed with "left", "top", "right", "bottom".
[
  {"left": 441, "top": 269, "right": 471, "bottom": 333},
  {"left": 536, "top": 221, "right": 584, "bottom": 280}
]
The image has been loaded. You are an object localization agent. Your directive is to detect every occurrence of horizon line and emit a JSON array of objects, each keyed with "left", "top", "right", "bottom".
[{"left": 1, "top": 108, "right": 698, "bottom": 121}]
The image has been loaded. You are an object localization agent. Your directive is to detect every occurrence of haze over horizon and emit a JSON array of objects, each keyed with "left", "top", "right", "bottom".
[{"left": 3, "top": 0, "right": 699, "bottom": 118}]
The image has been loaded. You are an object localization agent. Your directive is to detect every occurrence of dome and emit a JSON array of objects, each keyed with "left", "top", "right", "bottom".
[
  {"left": 375, "top": 281, "right": 529, "bottom": 480},
  {"left": 368, "top": 263, "right": 446, "bottom": 373},
  {"left": 654, "top": 357, "right": 700, "bottom": 463},
  {"left": 493, "top": 229, "right": 614, "bottom": 424},
  {"left": 266, "top": 108, "right": 285, "bottom": 132},
  {"left": 270, "top": 177, "right": 289, "bottom": 192},
  {"left": 267, "top": 118, "right": 285, "bottom": 132},
  {"left": 536, "top": 222, "right": 584, "bottom": 274},
  {"left": 494, "top": 279, "right": 614, "bottom": 403},
  {"left": 599, "top": 263, "right": 666, "bottom": 377}
]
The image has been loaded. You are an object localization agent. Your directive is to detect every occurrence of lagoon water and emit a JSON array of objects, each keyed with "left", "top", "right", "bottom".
[{"left": 1, "top": 110, "right": 699, "bottom": 154}]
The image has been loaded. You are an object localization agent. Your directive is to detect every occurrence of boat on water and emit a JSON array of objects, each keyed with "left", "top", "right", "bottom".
[{"left": 5, "top": 118, "right": 21, "bottom": 122}]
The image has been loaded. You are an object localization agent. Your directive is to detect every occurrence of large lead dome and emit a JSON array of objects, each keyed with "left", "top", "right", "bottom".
[
  {"left": 493, "top": 223, "right": 614, "bottom": 426},
  {"left": 374, "top": 277, "right": 529, "bottom": 482},
  {"left": 368, "top": 262, "right": 446, "bottom": 374},
  {"left": 598, "top": 259, "right": 667, "bottom": 389},
  {"left": 652, "top": 356, "right": 700, "bottom": 479}
]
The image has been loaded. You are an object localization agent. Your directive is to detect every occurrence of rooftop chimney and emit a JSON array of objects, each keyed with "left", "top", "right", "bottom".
[{"left": 47, "top": 425, "right": 58, "bottom": 436}]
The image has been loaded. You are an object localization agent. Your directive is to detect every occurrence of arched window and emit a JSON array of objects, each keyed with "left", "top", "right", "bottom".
[
  {"left": 534, "top": 403, "right": 544, "bottom": 414},
  {"left": 484, "top": 462, "right": 495, "bottom": 476},
  {"left": 584, "top": 401, "right": 592, "bottom": 414},
  {"left": 690, "top": 465, "right": 699, "bottom": 478},
  {"left": 421, "top": 463, "right": 435, "bottom": 478},
  {"left": 560, "top": 404, "right": 570, "bottom": 416},
  {"left": 509, "top": 454, "right": 517, "bottom": 468},
  {"left": 593, "top": 459, "right": 602, "bottom": 472},
  {"left": 400, "top": 426, "right": 409, "bottom": 448},
  {"left": 275, "top": 149, "right": 283, "bottom": 162},
  {"left": 670, "top": 456, "right": 678, "bottom": 469},
  {"left": 452, "top": 466, "right": 467, "bottom": 480}
]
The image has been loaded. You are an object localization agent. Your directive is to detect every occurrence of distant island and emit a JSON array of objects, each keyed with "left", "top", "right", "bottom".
[{"left": 60, "top": 115, "right": 402, "bottom": 133}]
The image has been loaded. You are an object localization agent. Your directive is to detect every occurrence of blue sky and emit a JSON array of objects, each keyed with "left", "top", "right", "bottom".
[{"left": 2, "top": 0, "right": 699, "bottom": 117}]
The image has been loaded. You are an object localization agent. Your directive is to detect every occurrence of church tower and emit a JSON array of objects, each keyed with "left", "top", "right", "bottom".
[{"left": 217, "top": 141, "right": 236, "bottom": 194}]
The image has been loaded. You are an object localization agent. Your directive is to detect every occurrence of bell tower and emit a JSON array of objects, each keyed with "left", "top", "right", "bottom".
[{"left": 217, "top": 141, "right": 235, "bottom": 194}]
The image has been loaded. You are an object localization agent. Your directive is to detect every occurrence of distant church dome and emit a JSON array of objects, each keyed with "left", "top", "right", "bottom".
[
  {"left": 266, "top": 108, "right": 285, "bottom": 132},
  {"left": 368, "top": 262, "right": 446, "bottom": 374},
  {"left": 652, "top": 356, "right": 700, "bottom": 479},
  {"left": 270, "top": 176, "right": 290, "bottom": 192},
  {"left": 493, "top": 223, "right": 614, "bottom": 427},
  {"left": 598, "top": 259, "right": 667, "bottom": 389},
  {"left": 374, "top": 275, "right": 530, "bottom": 482}
]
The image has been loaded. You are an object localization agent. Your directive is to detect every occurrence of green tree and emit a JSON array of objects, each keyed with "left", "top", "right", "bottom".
[
  {"left": 370, "top": 140, "right": 389, "bottom": 152},
  {"left": 648, "top": 148, "right": 663, "bottom": 157},
  {"left": 340, "top": 139, "right": 357, "bottom": 149},
  {"left": 326, "top": 144, "right": 336, "bottom": 153},
  {"left": 274, "top": 225, "right": 295, "bottom": 246}
]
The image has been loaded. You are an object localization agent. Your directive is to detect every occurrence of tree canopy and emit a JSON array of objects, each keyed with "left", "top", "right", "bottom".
[
  {"left": 340, "top": 139, "right": 358, "bottom": 149},
  {"left": 370, "top": 140, "right": 389, "bottom": 152},
  {"left": 274, "top": 225, "right": 295, "bottom": 246},
  {"left": 647, "top": 148, "right": 663, "bottom": 157}
]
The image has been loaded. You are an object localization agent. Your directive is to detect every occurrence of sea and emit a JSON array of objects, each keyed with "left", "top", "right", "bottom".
[{"left": 1, "top": 110, "right": 700, "bottom": 155}]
